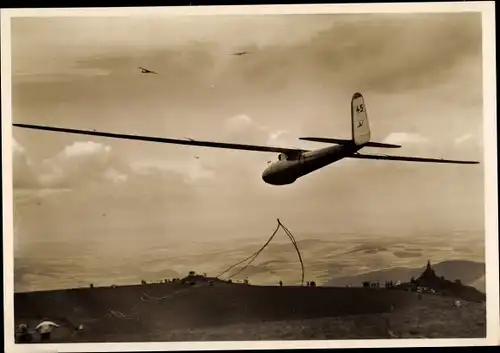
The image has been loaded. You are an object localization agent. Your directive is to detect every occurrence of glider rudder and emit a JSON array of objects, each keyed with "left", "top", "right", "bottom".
[{"left": 351, "top": 92, "right": 371, "bottom": 146}]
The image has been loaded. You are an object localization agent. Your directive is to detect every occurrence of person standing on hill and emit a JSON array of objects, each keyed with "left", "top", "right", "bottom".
[
  {"left": 16, "top": 324, "right": 33, "bottom": 343},
  {"left": 35, "top": 319, "right": 60, "bottom": 342}
]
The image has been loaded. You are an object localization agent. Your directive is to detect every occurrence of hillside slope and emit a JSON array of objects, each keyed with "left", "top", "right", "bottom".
[{"left": 14, "top": 279, "right": 486, "bottom": 343}]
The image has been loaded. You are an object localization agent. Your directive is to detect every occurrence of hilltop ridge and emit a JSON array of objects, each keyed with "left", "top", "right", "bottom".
[
  {"left": 399, "top": 260, "right": 485, "bottom": 302},
  {"left": 327, "top": 259, "right": 485, "bottom": 293}
]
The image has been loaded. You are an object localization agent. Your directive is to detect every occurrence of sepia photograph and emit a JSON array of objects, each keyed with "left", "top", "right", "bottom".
[{"left": 1, "top": 2, "right": 498, "bottom": 351}]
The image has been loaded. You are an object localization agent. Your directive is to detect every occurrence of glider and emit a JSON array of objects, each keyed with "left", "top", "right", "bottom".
[
  {"left": 12, "top": 92, "right": 479, "bottom": 186},
  {"left": 138, "top": 67, "right": 158, "bottom": 74}
]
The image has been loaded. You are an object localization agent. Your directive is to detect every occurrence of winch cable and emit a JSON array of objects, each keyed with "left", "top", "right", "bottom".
[
  {"left": 215, "top": 222, "right": 281, "bottom": 279},
  {"left": 279, "top": 219, "right": 305, "bottom": 286},
  {"left": 216, "top": 219, "right": 305, "bottom": 286}
]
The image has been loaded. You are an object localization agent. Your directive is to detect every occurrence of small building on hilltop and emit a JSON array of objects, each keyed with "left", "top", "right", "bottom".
[
  {"left": 395, "top": 261, "right": 443, "bottom": 292},
  {"left": 180, "top": 273, "right": 229, "bottom": 286},
  {"left": 422, "top": 260, "right": 436, "bottom": 277},
  {"left": 412, "top": 260, "right": 485, "bottom": 302},
  {"left": 382, "top": 260, "right": 484, "bottom": 302}
]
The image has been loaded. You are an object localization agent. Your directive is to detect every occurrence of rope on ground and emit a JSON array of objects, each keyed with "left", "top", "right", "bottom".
[
  {"left": 216, "top": 218, "right": 305, "bottom": 286},
  {"left": 140, "top": 288, "right": 191, "bottom": 302},
  {"left": 129, "top": 287, "right": 193, "bottom": 313},
  {"left": 108, "top": 310, "right": 132, "bottom": 319},
  {"left": 77, "top": 286, "right": 194, "bottom": 325}
]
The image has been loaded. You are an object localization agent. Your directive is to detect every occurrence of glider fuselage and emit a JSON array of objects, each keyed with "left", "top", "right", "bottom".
[{"left": 262, "top": 143, "right": 361, "bottom": 185}]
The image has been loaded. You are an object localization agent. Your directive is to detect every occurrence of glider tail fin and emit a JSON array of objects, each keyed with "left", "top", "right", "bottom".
[
  {"left": 351, "top": 92, "right": 371, "bottom": 146},
  {"left": 298, "top": 92, "right": 400, "bottom": 149}
]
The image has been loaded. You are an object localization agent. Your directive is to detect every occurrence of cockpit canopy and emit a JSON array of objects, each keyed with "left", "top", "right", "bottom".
[{"left": 277, "top": 151, "right": 302, "bottom": 161}]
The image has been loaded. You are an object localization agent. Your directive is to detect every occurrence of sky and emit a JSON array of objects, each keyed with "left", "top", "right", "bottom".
[{"left": 10, "top": 12, "right": 485, "bottom": 265}]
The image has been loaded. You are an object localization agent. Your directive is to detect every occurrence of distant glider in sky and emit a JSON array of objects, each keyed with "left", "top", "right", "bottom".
[
  {"left": 138, "top": 67, "right": 158, "bottom": 74},
  {"left": 231, "top": 51, "right": 248, "bottom": 56},
  {"left": 13, "top": 92, "right": 480, "bottom": 186}
]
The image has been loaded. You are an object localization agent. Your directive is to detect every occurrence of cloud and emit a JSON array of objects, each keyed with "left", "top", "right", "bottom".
[
  {"left": 222, "top": 114, "right": 308, "bottom": 150},
  {"left": 13, "top": 137, "right": 26, "bottom": 155},
  {"left": 38, "top": 141, "right": 122, "bottom": 188},
  {"left": 299, "top": 13, "right": 482, "bottom": 94},
  {"left": 382, "top": 132, "right": 429, "bottom": 145},
  {"left": 14, "top": 67, "right": 112, "bottom": 83},
  {"left": 223, "top": 114, "right": 254, "bottom": 134},
  {"left": 130, "top": 159, "right": 214, "bottom": 185},
  {"left": 454, "top": 133, "right": 474, "bottom": 145},
  {"left": 14, "top": 187, "right": 72, "bottom": 201},
  {"left": 13, "top": 139, "right": 132, "bottom": 190},
  {"left": 12, "top": 138, "right": 40, "bottom": 189},
  {"left": 35, "top": 140, "right": 214, "bottom": 190},
  {"left": 221, "top": 114, "right": 273, "bottom": 147},
  {"left": 267, "top": 130, "right": 290, "bottom": 145},
  {"left": 103, "top": 168, "right": 128, "bottom": 184},
  {"left": 62, "top": 140, "right": 111, "bottom": 158},
  {"left": 12, "top": 16, "right": 337, "bottom": 75}
]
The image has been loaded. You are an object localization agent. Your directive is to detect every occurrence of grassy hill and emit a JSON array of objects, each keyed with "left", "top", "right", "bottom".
[
  {"left": 15, "top": 282, "right": 411, "bottom": 331},
  {"left": 14, "top": 276, "right": 486, "bottom": 342}
]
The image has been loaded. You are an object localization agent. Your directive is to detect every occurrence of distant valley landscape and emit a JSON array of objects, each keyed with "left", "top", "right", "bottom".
[{"left": 14, "top": 228, "right": 485, "bottom": 293}]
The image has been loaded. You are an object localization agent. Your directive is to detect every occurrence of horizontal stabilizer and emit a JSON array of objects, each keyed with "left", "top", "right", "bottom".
[
  {"left": 299, "top": 137, "right": 401, "bottom": 148},
  {"left": 299, "top": 137, "right": 351, "bottom": 144},
  {"left": 348, "top": 153, "right": 479, "bottom": 164},
  {"left": 364, "top": 141, "right": 402, "bottom": 149}
]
